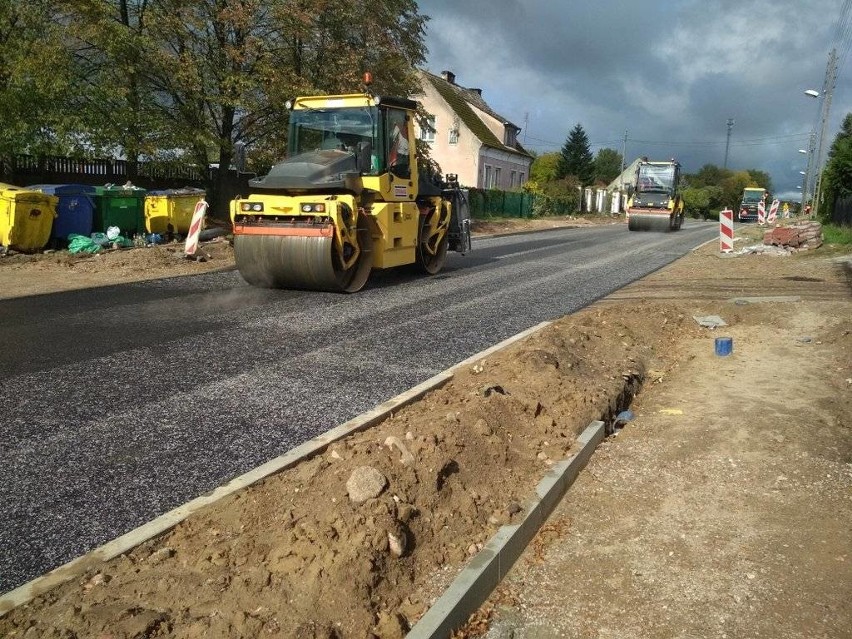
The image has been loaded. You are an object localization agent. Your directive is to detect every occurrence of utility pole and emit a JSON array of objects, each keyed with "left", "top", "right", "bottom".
[
  {"left": 812, "top": 48, "right": 838, "bottom": 219},
  {"left": 620, "top": 130, "right": 627, "bottom": 175},
  {"left": 801, "top": 131, "right": 816, "bottom": 211},
  {"left": 522, "top": 112, "right": 529, "bottom": 144},
  {"left": 723, "top": 118, "right": 734, "bottom": 168}
]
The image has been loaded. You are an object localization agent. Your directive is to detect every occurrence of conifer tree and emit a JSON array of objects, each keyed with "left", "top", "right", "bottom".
[{"left": 556, "top": 123, "right": 594, "bottom": 185}]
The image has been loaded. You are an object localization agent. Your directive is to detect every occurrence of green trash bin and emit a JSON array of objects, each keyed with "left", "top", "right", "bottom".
[{"left": 92, "top": 185, "right": 147, "bottom": 236}]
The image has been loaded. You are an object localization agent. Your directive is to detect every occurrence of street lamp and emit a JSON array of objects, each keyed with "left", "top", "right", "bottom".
[{"left": 804, "top": 89, "right": 820, "bottom": 98}]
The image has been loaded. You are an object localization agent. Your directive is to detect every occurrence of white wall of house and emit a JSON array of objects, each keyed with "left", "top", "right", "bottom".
[
  {"left": 415, "top": 73, "right": 532, "bottom": 190},
  {"left": 415, "top": 81, "right": 481, "bottom": 187}
]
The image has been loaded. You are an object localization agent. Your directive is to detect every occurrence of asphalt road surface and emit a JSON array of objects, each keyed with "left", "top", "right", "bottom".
[{"left": 0, "top": 221, "right": 716, "bottom": 593}]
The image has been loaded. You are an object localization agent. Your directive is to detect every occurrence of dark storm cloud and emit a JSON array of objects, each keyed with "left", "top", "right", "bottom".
[{"left": 417, "top": 0, "right": 852, "bottom": 196}]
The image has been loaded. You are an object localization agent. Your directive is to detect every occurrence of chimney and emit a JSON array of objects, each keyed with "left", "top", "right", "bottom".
[
  {"left": 441, "top": 70, "right": 455, "bottom": 84},
  {"left": 468, "top": 88, "right": 482, "bottom": 96}
]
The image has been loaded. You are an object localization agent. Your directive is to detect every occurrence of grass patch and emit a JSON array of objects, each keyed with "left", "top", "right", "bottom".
[{"left": 822, "top": 224, "right": 852, "bottom": 245}]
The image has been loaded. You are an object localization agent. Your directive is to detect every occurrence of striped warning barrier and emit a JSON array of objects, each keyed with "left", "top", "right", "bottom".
[
  {"left": 767, "top": 199, "right": 779, "bottom": 225},
  {"left": 184, "top": 199, "right": 208, "bottom": 256},
  {"left": 720, "top": 208, "right": 734, "bottom": 253},
  {"left": 757, "top": 199, "right": 766, "bottom": 225}
]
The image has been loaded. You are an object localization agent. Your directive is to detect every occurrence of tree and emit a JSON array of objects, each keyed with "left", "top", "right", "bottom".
[
  {"left": 594, "top": 148, "right": 622, "bottom": 185},
  {"left": 556, "top": 123, "right": 594, "bottom": 185},
  {"left": 683, "top": 163, "right": 772, "bottom": 212},
  {"left": 682, "top": 186, "right": 722, "bottom": 220},
  {"left": 0, "top": 0, "right": 77, "bottom": 165},
  {"left": 689, "top": 164, "right": 731, "bottom": 188},
  {"left": 56, "top": 0, "right": 170, "bottom": 164},
  {"left": 530, "top": 152, "right": 561, "bottom": 183},
  {"left": 50, "top": 0, "right": 428, "bottom": 213},
  {"left": 745, "top": 169, "right": 772, "bottom": 193},
  {"left": 821, "top": 112, "right": 852, "bottom": 210}
]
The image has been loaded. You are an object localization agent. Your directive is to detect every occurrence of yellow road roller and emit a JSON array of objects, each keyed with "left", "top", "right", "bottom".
[
  {"left": 230, "top": 90, "right": 471, "bottom": 292},
  {"left": 626, "top": 159, "right": 684, "bottom": 232}
]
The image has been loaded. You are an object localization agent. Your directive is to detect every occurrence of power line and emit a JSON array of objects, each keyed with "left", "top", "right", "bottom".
[{"left": 524, "top": 131, "right": 810, "bottom": 151}]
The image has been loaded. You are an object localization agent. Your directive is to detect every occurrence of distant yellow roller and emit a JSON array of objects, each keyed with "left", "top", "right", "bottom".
[{"left": 625, "top": 159, "right": 684, "bottom": 232}]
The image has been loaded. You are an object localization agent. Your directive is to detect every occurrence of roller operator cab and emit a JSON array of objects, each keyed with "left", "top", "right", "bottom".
[
  {"left": 230, "top": 92, "right": 471, "bottom": 292},
  {"left": 626, "top": 160, "right": 685, "bottom": 232}
]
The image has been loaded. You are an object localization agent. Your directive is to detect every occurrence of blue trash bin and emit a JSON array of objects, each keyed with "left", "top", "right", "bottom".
[{"left": 28, "top": 184, "right": 96, "bottom": 245}]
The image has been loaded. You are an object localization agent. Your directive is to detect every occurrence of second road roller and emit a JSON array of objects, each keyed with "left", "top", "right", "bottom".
[
  {"left": 626, "top": 159, "right": 685, "bottom": 232},
  {"left": 230, "top": 85, "right": 471, "bottom": 292}
]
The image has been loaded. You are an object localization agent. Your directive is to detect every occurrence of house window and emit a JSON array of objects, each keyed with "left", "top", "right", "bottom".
[
  {"left": 484, "top": 165, "right": 492, "bottom": 188},
  {"left": 519, "top": 172, "right": 525, "bottom": 185},
  {"left": 494, "top": 167, "right": 502, "bottom": 188},
  {"left": 448, "top": 128, "right": 458, "bottom": 145},
  {"left": 420, "top": 115, "right": 436, "bottom": 142},
  {"left": 505, "top": 129, "right": 516, "bottom": 147},
  {"left": 510, "top": 171, "right": 517, "bottom": 188}
]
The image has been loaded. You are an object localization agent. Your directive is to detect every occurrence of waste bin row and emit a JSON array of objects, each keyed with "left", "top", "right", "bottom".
[{"left": 0, "top": 183, "right": 206, "bottom": 252}]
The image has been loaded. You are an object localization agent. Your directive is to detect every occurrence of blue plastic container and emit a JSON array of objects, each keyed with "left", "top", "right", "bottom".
[
  {"left": 714, "top": 337, "right": 733, "bottom": 356},
  {"left": 28, "top": 184, "right": 96, "bottom": 243}
]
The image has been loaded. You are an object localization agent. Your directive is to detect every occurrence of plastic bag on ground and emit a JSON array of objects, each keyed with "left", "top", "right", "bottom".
[{"left": 67, "top": 234, "right": 101, "bottom": 254}]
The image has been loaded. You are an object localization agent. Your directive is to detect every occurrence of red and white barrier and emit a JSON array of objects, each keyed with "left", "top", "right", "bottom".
[
  {"left": 757, "top": 200, "right": 766, "bottom": 225},
  {"left": 767, "top": 199, "right": 779, "bottom": 225},
  {"left": 184, "top": 199, "right": 209, "bottom": 256},
  {"left": 720, "top": 208, "right": 734, "bottom": 253}
]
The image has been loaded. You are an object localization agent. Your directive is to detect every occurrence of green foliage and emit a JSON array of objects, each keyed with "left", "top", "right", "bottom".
[
  {"left": 556, "top": 123, "right": 594, "bottom": 185},
  {"left": 532, "top": 194, "right": 578, "bottom": 217},
  {"left": 746, "top": 169, "right": 773, "bottom": 193},
  {"left": 0, "top": 0, "right": 78, "bottom": 159},
  {"left": 821, "top": 113, "right": 852, "bottom": 211},
  {"left": 594, "top": 147, "right": 622, "bottom": 184},
  {"left": 687, "top": 164, "right": 729, "bottom": 188},
  {"left": 682, "top": 186, "right": 710, "bottom": 218},
  {"left": 682, "top": 163, "right": 772, "bottom": 213},
  {"left": 530, "top": 152, "right": 561, "bottom": 183},
  {"left": 682, "top": 185, "right": 723, "bottom": 219},
  {"left": 1, "top": 0, "right": 429, "bottom": 209},
  {"left": 822, "top": 223, "right": 852, "bottom": 244},
  {"left": 530, "top": 175, "right": 580, "bottom": 216}
]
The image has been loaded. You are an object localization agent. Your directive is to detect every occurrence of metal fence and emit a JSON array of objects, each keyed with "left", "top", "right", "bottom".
[
  {"left": 2, "top": 153, "right": 207, "bottom": 189},
  {"left": 467, "top": 189, "right": 536, "bottom": 218}
]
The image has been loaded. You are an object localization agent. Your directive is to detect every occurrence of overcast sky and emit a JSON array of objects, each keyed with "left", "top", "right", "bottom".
[{"left": 417, "top": 0, "right": 852, "bottom": 198}]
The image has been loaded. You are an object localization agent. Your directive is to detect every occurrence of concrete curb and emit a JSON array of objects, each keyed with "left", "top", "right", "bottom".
[
  {"left": 406, "top": 420, "right": 607, "bottom": 639},
  {"left": 0, "top": 321, "right": 555, "bottom": 616}
]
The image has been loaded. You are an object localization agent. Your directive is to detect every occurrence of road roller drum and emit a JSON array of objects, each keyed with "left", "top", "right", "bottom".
[{"left": 233, "top": 215, "right": 373, "bottom": 293}]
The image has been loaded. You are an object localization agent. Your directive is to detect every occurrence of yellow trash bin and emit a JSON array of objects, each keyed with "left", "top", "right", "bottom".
[
  {"left": 144, "top": 188, "right": 206, "bottom": 234},
  {"left": 0, "top": 183, "right": 58, "bottom": 252}
]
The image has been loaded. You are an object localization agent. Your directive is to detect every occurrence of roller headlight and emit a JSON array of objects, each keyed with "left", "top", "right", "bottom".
[{"left": 240, "top": 201, "right": 264, "bottom": 212}]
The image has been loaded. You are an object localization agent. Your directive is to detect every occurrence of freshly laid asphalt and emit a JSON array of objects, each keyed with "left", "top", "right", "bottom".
[{"left": 0, "top": 221, "right": 716, "bottom": 593}]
